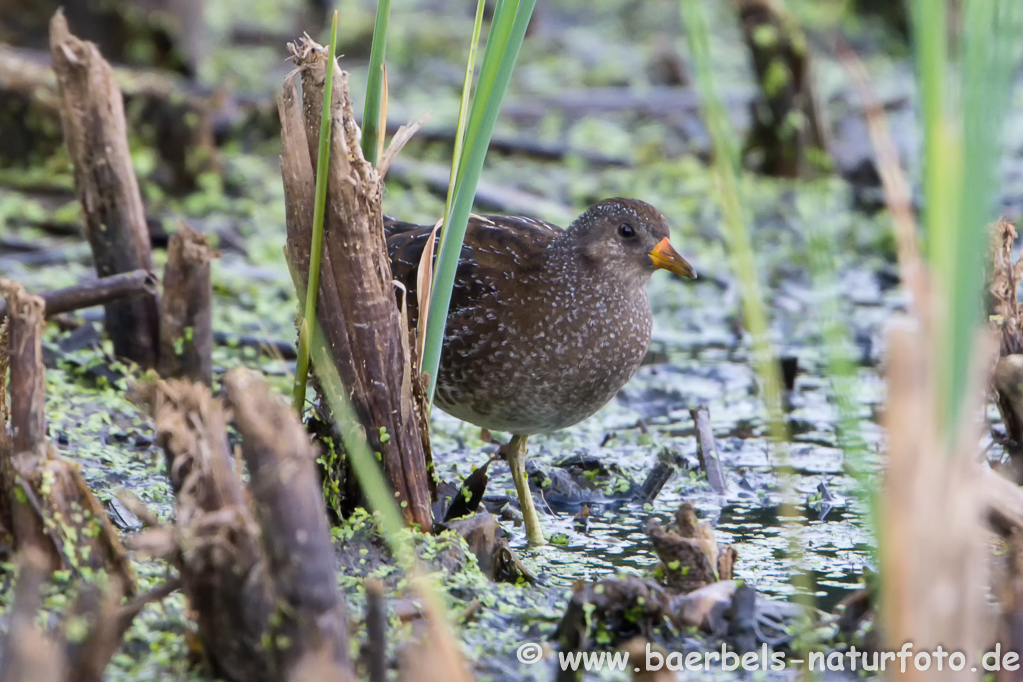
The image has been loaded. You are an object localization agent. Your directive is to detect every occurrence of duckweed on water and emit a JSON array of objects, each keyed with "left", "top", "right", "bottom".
[{"left": 2, "top": 0, "right": 995, "bottom": 679}]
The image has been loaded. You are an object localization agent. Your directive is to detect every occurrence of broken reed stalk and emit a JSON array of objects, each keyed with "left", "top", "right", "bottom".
[
  {"left": 0, "top": 270, "right": 158, "bottom": 322},
  {"left": 136, "top": 377, "right": 272, "bottom": 682},
  {"left": 732, "top": 0, "right": 829, "bottom": 178},
  {"left": 835, "top": 39, "right": 927, "bottom": 315},
  {"left": 280, "top": 37, "right": 432, "bottom": 530},
  {"left": 49, "top": 11, "right": 160, "bottom": 368},
  {"left": 158, "top": 224, "right": 215, "bottom": 385},
  {"left": 225, "top": 369, "right": 350, "bottom": 672},
  {"left": 137, "top": 372, "right": 355, "bottom": 681},
  {"left": 4, "top": 286, "right": 45, "bottom": 455},
  {"left": 879, "top": 323, "right": 992, "bottom": 676},
  {"left": 0, "top": 281, "right": 135, "bottom": 587},
  {"left": 1, "top": 282, "right": 47, "bottom": 556}
]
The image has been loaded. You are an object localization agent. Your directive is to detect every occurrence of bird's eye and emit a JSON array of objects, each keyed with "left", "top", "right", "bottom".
[{"left": 618, "top": 223, "right": 636, "bottom": 239}]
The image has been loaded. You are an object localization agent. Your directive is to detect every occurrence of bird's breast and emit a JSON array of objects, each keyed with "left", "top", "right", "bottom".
[{"left": 435, "top": 278, "right": 654, "bottom": 434}]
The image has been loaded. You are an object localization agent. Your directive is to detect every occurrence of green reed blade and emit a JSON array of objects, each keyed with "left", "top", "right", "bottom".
[
  {"left": 292, "top": 10, "right": 338, "bottom": 414},
  {"left": 679, "top": 0, "right": 786, "bottom": 444},
  {"left": 940, "top": 0, "right": 1023, "bottom": 440},
  {"left": 442, "top": 0, "right": 487, "bottom": 231},
  {"left": 420, "top": 0, "right": 537, "bottom": 405},
  {"left": 362, "top": 0, "right": 393, "bottom": 166}
]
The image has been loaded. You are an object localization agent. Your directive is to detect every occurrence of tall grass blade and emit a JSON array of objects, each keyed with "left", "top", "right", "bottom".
[
  {"left": 378, "top": 63, "right": 389, "bottom": 164},
  {"left": 801, "top": 194, "right": 877, "bottom": 538},
  {"left": 420, "top": 0, "right": 537, "bottom": 404},
  {"left": 679, "top": 0, "right": 786, "bottom": 444},
  {"left": 938, "top": 0, "right": 1023, "bottom": 440},
  {"left": 443, "top": 0, "right": 487, "bottom": 230},
  {"left": 680, "top": 0, "right": 819, "bottom": 630},
  {"left": 362, "top": 0, "right": 392, "bottom": 166},
  {"left": 292, "top": 11, "right": 338, "bottom": 414}
]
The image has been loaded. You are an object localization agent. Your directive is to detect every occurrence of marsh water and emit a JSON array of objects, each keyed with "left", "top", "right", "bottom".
[{"left": 3, "top": 0, "right": 1023, "bottom": 679}]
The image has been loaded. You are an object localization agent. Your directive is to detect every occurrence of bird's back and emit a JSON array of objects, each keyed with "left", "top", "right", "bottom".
[{"left": 385, "top": 214, "right": 561, "bottom": 334}]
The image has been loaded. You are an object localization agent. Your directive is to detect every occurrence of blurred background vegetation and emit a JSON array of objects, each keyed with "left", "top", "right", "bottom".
[{"left": 3, "top": 0, "right": 1023, "bottom": 679}]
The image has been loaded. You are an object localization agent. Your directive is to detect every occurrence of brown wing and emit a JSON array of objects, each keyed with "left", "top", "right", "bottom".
[{"left": 385, "top": 213, "right": 563, "bottom": 333}]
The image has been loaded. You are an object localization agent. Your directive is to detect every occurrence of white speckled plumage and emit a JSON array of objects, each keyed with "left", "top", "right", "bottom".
[{"left": 385, "top": 197, "right": 684, "bottom": 435}]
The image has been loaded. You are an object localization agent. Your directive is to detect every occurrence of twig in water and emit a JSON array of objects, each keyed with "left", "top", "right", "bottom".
[{"left": 690, "top": 406, "right": 728, "bottom": 495}]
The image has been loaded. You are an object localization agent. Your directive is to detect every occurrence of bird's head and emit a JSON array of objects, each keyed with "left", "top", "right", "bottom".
[{"left": 568, "top": 197, "right": 697, "bottom": 284}]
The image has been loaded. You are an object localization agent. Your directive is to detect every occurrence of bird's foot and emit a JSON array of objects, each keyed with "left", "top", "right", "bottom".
[{"left": 506, "top": 435, "right": 545, "bottom": 546}]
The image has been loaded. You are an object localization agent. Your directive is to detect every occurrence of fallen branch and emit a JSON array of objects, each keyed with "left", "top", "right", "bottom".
[{"left": 0, "top": 269, "right": 157, "bottom": 322}]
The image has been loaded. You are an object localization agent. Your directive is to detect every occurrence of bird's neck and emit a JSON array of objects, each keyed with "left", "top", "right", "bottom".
[{"left": 541, "top": 239, "right": 652, "bottom": 303}]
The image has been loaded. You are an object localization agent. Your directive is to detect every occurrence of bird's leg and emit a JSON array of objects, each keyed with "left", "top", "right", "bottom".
[{"left": 507, "top": 434, "right": 545, "bottom": 546}]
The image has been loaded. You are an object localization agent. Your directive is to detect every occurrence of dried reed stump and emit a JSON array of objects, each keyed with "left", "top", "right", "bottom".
[
  {"left": 225, "top": 369, "right": 350, "bottom": 672},
  {"left": 49, "top": 11, "right": 160, "bottom": 368},
  {"left": 134, "top": 378, "right": 270, "bottom": 681},
  {"left": 0, "top": 281, "right": 134, "bottom": 588},
  {"left": 279, "top": 38, "right": 432, "bottom": 530},
  {"left": 159, "top": 225, "right": 214, "bottom": 385},
  {"left": 733, "top": 0, "right": 829, "bottom": 178},
  {"left": 136, "top": 371, "right": 354, "bottom": 682}
]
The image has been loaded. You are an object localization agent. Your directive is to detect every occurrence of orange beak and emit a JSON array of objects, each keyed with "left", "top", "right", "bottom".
[{"left": 649, "top": 237, "right": 697, "bottom": 279}]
